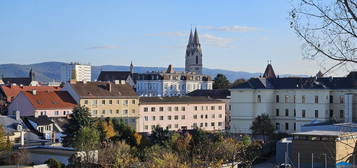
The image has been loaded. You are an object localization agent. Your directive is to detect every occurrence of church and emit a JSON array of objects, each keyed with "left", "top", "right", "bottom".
[{"left": 98, "top": 28, "right": 213, "bottom": 96}]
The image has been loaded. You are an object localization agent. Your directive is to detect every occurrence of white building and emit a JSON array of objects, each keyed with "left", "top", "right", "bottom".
[
  {"left": 61, "top": 63, "right": 91, "bottom": 82},
  {"left": 230, "top": 63, "right": 357, "bottom": 134},
  {"left": 136, "top": 65, "right": 213, "bottom": 97}
]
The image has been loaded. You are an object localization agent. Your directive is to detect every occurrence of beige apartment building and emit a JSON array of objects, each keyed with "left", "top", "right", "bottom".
[
  {"left": 62, "top": 81, "right": 139, "bottom": 129},
  {"left": 138, "top": 96, "right": 225, "bottom": 133}
]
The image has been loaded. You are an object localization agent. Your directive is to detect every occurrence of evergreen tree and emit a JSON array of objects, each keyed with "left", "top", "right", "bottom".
[
  {"left": 213, "top": 74, "right": 230, "bottom": 89},
  {"left": 250, "top": 114, "right": 275, "bottom": 141}
]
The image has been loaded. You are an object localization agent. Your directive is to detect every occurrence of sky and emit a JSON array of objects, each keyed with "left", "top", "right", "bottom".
[{"left": 0, "top": 0, "right": 339, "bottom": 76}]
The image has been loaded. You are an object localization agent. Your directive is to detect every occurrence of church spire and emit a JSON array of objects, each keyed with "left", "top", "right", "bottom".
[
  {"left": 188, "top": 29, "right": 193, "bottom": 44},
  {"left": 130, "top": 61, "right": 134, "bottom": 74},
  {"left": 262, "top": 61, "right": 276, "bottom": 79},
  {"left": 193, "top": 27, "right": 200, "bottom": 44}
]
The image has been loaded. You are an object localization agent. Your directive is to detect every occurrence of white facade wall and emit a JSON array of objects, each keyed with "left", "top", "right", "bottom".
[
  {"left": 61, "top": 64, "right": 91, "bottom": 82},
  {"left": 230, "top": 89, "right": 357, "bottom": 134}
]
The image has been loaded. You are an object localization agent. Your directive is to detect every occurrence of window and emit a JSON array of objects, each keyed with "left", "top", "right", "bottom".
[
  {"left": 144, "top": 125, "right": 148, "bottom": 130},
  {"left": 116, "top": 100, "right": 120, "bottom": 104},
  {"left": 285, "top": 123, "right": 289, "bottom": 130},
  {"left": 152, "top": 116, "right": 156, "bottom": 121},
  {"left": 160, "top": 116, "right": 164, "bottom": 120},
  {"left": 218, "top": 106, "right": 223, "bottom": 110},
  {"left": 302, "top": 110, "right": 306, "bottom": 118},
  {"left": 144, "top": 116, "right": 148, "bottom": 121},
  {"left": 276, "top": 95, "right": 280, "bottom": 103},
  {"left": 132, "top": 100, "right": 136, "bottom": 104},
  {"left": 340, "top": 96, "right": 344, "bottom": 104},
  {"left": 193, "top": 115, "right": 197, "bottom": 119},
  {"left": 92, "top": 100, "right": 97, "bottom": 106},
  {"left": 205, "top": 123, "right": 208, "bottom": 127},
  {"left": 193, "top": 123, "right": 197, "bottom": 128},
  {"left": 205, "top": 115, "right": 208, "bottom": 119},
  {"left": 123, "top": 109, "right": 128, "bottom": 115},
  {"left": 294, "top": 109, "right": 296, "bottom": 117},
  {"left": 315, "top": 110, "right": 319, "bottom": 118},
  {"left": 132, "top": 109, "right": 135, "bottom": 114},
  {"left": 329, "top": 110, "right": 334, "bottom": 118},
  {"left": 181, "top": 107, "right": 186, "bottom": 111},
  {"left": 175, "top": 107, "right": 179, "bottom": 111},
  {"left": 201, "top": 115, "right": 204, "bottom": 119},
  {"left": 168, "top": 116, "right": 172, "bottom": 120},
  {"left": 174, "top": 115, "right": 179, "bottom": 120},
  {"left": 211, "top": 122, "right": 215, "bottom": 127},
  {"left": 218, "top": 122, "right": 223, "bottom": 126},
  {"left": 194, "top": 106, "right": 198, "bottom": 111},
  {"left": 84, "top": 100, "right": 88, "bottom": 104},
  {"left": 167, "top": 124, "right": 172, "bottom": 129},
  {"left": 340, "top": 110, "right": 344, "bottom": 118},
  {"left": 276, "top": 109, "right": 280, "bottom": 116},
  {"left": 285, "top": 96, "right": 289, "bottom": 103},
  {"left": 200, "top": 123, "right": 203, "bottom": 127},
  {"left": 330, "top": 95, "right": 333, "bottom": 103},
  {"left": 159, "top": 107, "right": 164, "bottom": 111},
  {"left": 314, "top": 96, "right": 319, "bottom": 104},
  {"left": 285, "top": 109, "right": 289, "bottom": 117},
  {"left": 218, "top": 114, "right": 222, "bottom": 118},
  {"left": 109, "top": 110, "right": 113, "bottom": 114},
  {"left": 294, "top": 123, "right": 296, "bottom": 131},
  {"left": 109, "top": 100, "right": 112, "bottom": 104},
  {"left": 93, "top": 110, "right": 97, "bottom": 115},
  {"left": 144, "top": 107, "right": 148, "bottom": 112},
  {"left": 168, "top": 107, "right": 172, "bottom": 111},
  {"left": 302, "top": 96, "right": 306, "bottom": 104},
  {"left": 55, "top": 111, "right": 59, "bottom": 115},
  {"left": 257, "top": 95, "right": 261, "bottom": 103},
  {"left": 181, "top": 115, "right": 185, "bottom": 120},
  {"left": 123, "top": 100, "right": 129, "bottom": 105},
  {"left": 196, "top": 56, "right": 198, "bottom": 64},
  {"left": 175, "top": 124, "right": 179, "bottom": 128},
  {"left": 102, "top": 110, "right": 105, "bottom": 114},
  {"left": 212, "top": 114, "right": 215, "bottom": 118},
  {"left": 293, "top": 96, "right": 296, "bottom": 104},
  {"left": 102, "top": 100, "right": 106, "bottom": 104},
  {"left": 116, "top": 110, "right": 119, "bottom": 114},
  {"left": 151, "top": 107, "right": 155, "bottom": 112},
  {"left": 276, "top": 123, "right": 280, "bottom": 130}
]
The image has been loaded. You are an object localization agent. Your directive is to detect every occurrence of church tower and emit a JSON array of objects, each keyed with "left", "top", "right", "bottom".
[{"left": 185, "top": 28, "right": 203, "bottom": 74}]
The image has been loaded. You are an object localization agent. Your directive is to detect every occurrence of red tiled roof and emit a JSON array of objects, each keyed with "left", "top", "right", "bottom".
[
  {"left": 22, "top": 91, "right": 77, "bottom": 110},
  {"left": 0, "top": 85, "right": 61, "bottom": 102}
]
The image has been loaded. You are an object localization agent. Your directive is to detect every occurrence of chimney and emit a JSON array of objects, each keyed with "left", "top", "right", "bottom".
[
  {"left": 107, "top": 83, "right": 112, "bottom": 92},
  {"left": 15, "top": 110, "right": 20, "bottom": 121},
  {"left": 32, "top": 90, "right": 37, "bottom": 95}
]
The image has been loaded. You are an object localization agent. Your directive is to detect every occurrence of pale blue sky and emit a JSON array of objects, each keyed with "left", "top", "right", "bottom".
[{"left": 0, "top": 0, "right": 330, "bottom": 75}]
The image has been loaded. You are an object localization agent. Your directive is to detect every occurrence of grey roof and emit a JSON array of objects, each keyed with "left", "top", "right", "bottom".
[
  {"left": 24, "top": 116, "right": 53, "bottom": 125},
  {"left": 292, "top": 130, "right": 357, "bottom": 137},
  {"left": 97, "top": 71, "right": 138, "bottom": 82},
  {"left": 70, "top": 81, "right": 138, "bottom": 98},
  {"left": 0, "top": 115, "right": 27, "bottom": 135},
  {"left": 140, "top": 96, "right": 224, "bottom": 105},
  {"left": 188, "top": 89, "right": 230, "bottom": 99},
  {"left": 233, "top": 72, "right": 357, "bottom": 90},
  {"left": 2, "top": 77, "right": 32, "bottom": 86}
]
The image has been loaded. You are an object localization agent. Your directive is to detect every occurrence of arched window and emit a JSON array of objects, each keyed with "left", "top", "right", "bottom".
[{"left": 196, "top": 56, "right": 198, "bottom": 64}]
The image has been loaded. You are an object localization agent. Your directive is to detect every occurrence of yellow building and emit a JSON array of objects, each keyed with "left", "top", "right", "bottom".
[{"left": 62, "top": 81, "right": 139, "bottom": 129}]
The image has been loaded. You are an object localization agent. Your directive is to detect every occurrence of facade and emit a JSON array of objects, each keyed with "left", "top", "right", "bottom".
[
  {"left": 61, "top": 63, "right": 91, "bottom": 82},
  {"left": 8, "top": 90, "right": 76, "bottom": 118},
  {"left": 23, "top": 116, "right": 55, "bottom": 140},
  {"left": 138, "top": 96, "right": 225, "bottom": 133},
  {"left": 187, "top": 89, "right": 231, "bottom": 130},
  {"left": 292, "top": 131, "right": 357, "bottom": 167},
  {"left": 136, "top": 65, "right": 213, "bottom": 97},
  {"left": 185, "top": 28, "right": 203, "bottom": 74},
  {"left": 62, "top": 81, "right": 139, "bottom": 129},
  {"left": 230, "top": 64, "right": 357, "bottom": 134}
]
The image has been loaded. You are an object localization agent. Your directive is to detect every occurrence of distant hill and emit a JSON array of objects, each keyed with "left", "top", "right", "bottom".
[{"left": 0, "top": 62, "right": 305, "bottom": 82}]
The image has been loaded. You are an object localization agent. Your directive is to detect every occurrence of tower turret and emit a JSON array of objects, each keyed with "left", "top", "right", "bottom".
[{"left": 185, "top": 28, "right": 202, "bottom": 74}]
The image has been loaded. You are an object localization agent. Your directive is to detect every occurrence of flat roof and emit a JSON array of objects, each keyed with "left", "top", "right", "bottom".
[{"left": 292, "top": 130, "right": 357, "bottom": 137}]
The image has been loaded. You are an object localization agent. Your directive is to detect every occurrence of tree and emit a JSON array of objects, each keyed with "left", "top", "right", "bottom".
[
  {"left": 98, "top": 141, "right": 140, "bottom": 167},
  {"left": 63, "top": 106, "right": 93, "bottom": 147},
  {"left": 97, "top": 118, "right": 116, "bottom": 142},
  {"left": 144, "top": 145, "right": 188, "bottom": 168},
  {"left": 290, "top": 0, "right": 357, "bottom": 74},
  {"left": 72, "top": 126, "right": 100, "bottom": 165},
  {"left": 231, "top": 78, "right": 246, "bottom": 88},
  {"left": 151, "top": 126, "right": 171, "bottom": 146},
  {"left": 250, "top": 114, "right": 275, "bottom": 142},
  {"left": 213, "top": 74, "right": 230, "bottom": 89},
  {"left": 112, "top": 118, "right": 139, "bottom": 146},
  {"left": 0, "top": 125, "right": 11, "bottom": 158},
  {"left": 238, "top": 142, "right": 262, "bottom": 168}
]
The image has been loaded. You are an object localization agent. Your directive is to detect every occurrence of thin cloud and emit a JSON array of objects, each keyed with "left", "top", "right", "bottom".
[
  {"left": 86, "top": 45, "right": 120, "bottom": 50},
  {"left": 200, "top": 25, "right": 259, "bottom": 32},
  {"left": 200, "top": 34, "right": 234, "bottom": 48}
]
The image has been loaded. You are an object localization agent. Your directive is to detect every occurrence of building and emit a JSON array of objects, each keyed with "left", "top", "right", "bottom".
[
  {"left": 138, "top": 96, "right": 225, "bottom": 133},
  {"left": 136, "top": 65, "right": 212, "bottom": 97},
  {"left": 61, "top": 63, "right": 91, "bottom": 82},
  {"left": 291, "top": 131, "right": 357, "bottom": 167},
  {"left": 230, "top": 63, "right": 357, "bottom": 134},
  {"left": 188, "top": 89, "right": 231, "bottom": 130},
  {"left": 0, "top": 85, "right": 61, "bottom": 114},
  {"left": 97, "top": 62, "right": 137, "bottom": 87},
  {"left": 0, "top": 68, "right": 38, "bottom": 86},
  {"left": 185, "top": 28, "right": 203, "bottom": 74},
  {"left": 62, "top": 81, "right": 139, "bottom": 129},
  {"left": 8, "top": 90, "right": 76, "bottom": 118},
  {"left": 22, "top": 116, "right": 55, "bottom": 140}
]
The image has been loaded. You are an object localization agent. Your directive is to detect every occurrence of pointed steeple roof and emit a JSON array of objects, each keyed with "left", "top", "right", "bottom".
[
  {"left": 316, "top": 71, "right": 324, "bottom": 78},
  {"left": 166, "top": 64, "right": 174, "bottom": 73},
  {"left": 193, "top": 28, "right": 200, "bottom": 44},
  {"left": 188, "top": 29, "right": 193, "bottom": 44},
  {"left": 130, "top": 61, "right": 134, "bottom": 74},
  {"left": 263, "top": 63, "right": 276, "bottom": 79}
]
